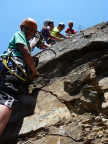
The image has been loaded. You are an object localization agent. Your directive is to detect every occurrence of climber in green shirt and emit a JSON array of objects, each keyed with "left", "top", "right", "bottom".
[{"left": 0, "top": 18, "right": 43, "bottom": 136}]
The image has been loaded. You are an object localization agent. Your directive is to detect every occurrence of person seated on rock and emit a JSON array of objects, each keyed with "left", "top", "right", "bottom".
[
  {"left": 65, "top": 21, "right": 77, "bottom": 36},
  {"left": 41, "top": 20, "right": 61, "bottom": 46},
  {"left": 51, "top": 22, "right": 68, "bottom": 40},
  {"left": 0, "top": 17, "right": 46, "bottom": 136}
]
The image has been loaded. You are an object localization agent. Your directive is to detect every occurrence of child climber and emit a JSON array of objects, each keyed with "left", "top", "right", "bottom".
[
  {"left": 65, "top": 21, "right": 77, "bottom": 35},
  {"left": 51, "top": 22, "right": 67, "bottom": 40},
  {"left": 41, "top": 20, "right": 62, "bottom": 46}
]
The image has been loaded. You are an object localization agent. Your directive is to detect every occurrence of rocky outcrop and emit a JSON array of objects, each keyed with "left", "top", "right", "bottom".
[{"left": 1, "top": 21, "right": 108, "bottom": 144}]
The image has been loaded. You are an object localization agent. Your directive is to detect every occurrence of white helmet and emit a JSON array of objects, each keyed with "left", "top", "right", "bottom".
[
  {"left": 58, "top": 22, "right": 65, "bottom": 28},
  {"left": 43, "top": 19, "right": 54, "bottom": 26}
]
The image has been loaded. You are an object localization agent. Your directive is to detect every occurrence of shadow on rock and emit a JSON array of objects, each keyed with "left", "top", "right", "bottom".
[
  {"left": 64, "top": 78, "right": 104, "bottom": 115},
  {"left": 0, "top": 88, "right": 39, "bottom": 144}
]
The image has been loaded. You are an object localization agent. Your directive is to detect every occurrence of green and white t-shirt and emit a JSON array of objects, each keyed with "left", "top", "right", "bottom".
[
  {"left": 7, "top": 31, "right": 31, "bottom": 58},
  {"left": 1, "top": 31, "right": 31, "bottom": 80}
]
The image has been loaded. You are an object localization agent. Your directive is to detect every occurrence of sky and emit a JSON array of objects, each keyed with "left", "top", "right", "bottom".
[{"left": 0, "top": 0, "right": 108, "bottom": 54}]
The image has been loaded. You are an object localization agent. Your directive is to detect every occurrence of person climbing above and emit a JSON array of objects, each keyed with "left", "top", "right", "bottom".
[
  {"left": 41, "top": 19, "right": 61, "bottom": 46},
  {"left": 65, "top": 21, "right": 77, "bottom": 35},
  {"left": 51, "top": 22, "right": 68, "bottom": 40},
  {"left": 0, "top": 17, "right": 44, "bottom": 136}
]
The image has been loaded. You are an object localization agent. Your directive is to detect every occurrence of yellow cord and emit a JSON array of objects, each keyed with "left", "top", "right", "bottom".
[{"left": 2, "top": 57, "right": 27, "bottom": 81}]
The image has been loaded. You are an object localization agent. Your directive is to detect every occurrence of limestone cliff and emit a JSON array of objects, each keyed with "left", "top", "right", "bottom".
[{"left": 1, "top": 21, "right": 108, "bottom": 144}]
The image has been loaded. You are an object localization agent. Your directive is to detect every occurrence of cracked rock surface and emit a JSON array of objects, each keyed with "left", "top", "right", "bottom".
[{"left": 1, "top": 21, "right": 108, "bottom": 144}]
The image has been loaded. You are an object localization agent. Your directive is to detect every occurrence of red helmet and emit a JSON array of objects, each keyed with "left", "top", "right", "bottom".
[
  {"left": 20, "top": 18, "right": 37, "bottom": 31},
  {"left": 68, "top": 21, "right": 73, "bottom": 27}
]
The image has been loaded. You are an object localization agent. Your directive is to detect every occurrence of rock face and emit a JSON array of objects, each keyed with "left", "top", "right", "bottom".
[{"left": 1, "top": 21, "right": 108, "bottom": 144}]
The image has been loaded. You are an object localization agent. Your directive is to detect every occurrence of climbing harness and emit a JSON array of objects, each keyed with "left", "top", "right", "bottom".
[
  {"left": 2, "top": 55, "right": 28, "bottom": 81},
  {"left": 1, "top": 48, "right": 56, "bottom": 82}
]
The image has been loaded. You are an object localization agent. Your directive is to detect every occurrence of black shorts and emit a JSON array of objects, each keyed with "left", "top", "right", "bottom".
[{"left": 0, "top": 70, "right": 28, "bottom": 109}]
